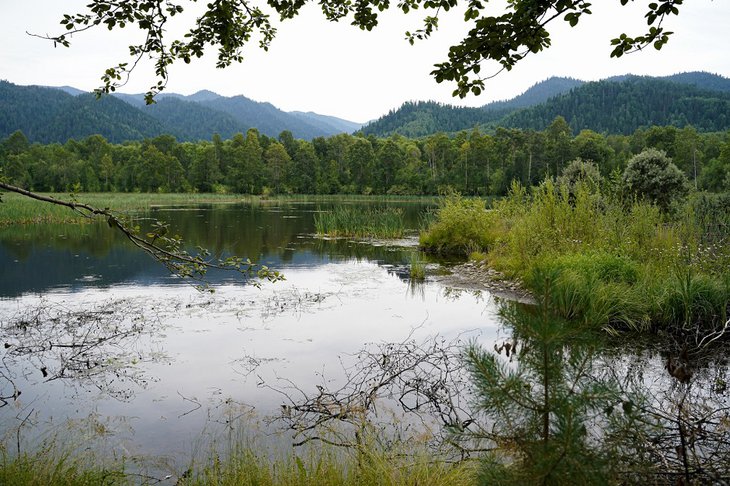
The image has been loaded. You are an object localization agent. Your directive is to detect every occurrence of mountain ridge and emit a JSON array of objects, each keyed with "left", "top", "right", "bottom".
[
  {"left": 361, "top": 71, "right": 730, "bottom": 137},
  {"left": 3, "top": 71, "right": 729, "bottom": 143}
]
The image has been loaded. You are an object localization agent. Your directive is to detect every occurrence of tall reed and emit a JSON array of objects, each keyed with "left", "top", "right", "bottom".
[{"left": 314, "top": 206, "right": 405, "bottom": 238}]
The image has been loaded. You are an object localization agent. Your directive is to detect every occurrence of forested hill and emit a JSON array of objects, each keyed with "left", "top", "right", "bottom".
[
  {"left": 503, "top": 77, "right": 730, "bottom": 134},
  {"left": 358, "top": 101, "right": 497, "bottom": 138},
  {"left": 360, "top": 77, "right": 584, "bottom": 138},
  {"left": 482, "top": 77, "right": 585, "bottom": 112},
  {"left": 361, "top": 72, "right": 730, "bottom": 137},
  {"left": 0, "top": 81, "right": 363, "bottom": 143},
  {"left": 112, "top": 90, "right": 365, "bottom": 140},
  {"left": 0, "top": 82, "right": 165, "bottom": 143}
]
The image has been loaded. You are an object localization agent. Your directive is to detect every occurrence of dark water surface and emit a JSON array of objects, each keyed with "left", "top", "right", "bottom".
[{"left": 0, "top": 199, "right": 502, "bottom": 461}]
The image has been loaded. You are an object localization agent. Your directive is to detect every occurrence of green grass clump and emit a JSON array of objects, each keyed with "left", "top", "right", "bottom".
[
  {"left": 420, "top": 182, "right": 730, "bottom": 337},
  {"left": 314, "top": 206, "right": 405, "bottom": 238},
  {"left": 419, "top": 195, "right": 499, "bottom": 256},
  {"left": 409, "top": 252, "right": 426, "bottom": 281},
  {"left": 527, "top": 255, "right": 648, "bottom": 332},
  {"left": 653, "top": 270, "right": 730, "bottom": 332},
  {"left": 534, "top": 252, "right": 639, "bottom": 286},
  {"left": 184, "top": 443, "right": 475, "bottom": 486}
]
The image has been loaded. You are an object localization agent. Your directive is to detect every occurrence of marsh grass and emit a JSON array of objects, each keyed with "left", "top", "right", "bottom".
[
  {"left": 0, "top": 442, "right": 131, "bottom": 486},
  {"left": 0, "top": 192, "right": 413, "bottom": 224},
  {"left": 183, "top": 442, "right": 475, "bottom": 486},
  {"left": 421, "top": 184, "right": 730, "bottom": 336},
  {"left": 655, "top": 270, "right": 730, "bottom": 332},
  {"left": 409, "top": 252, "right": 426, "bottom": 281},
  {"left": 314, "top": 206, "right": 405, "bottom": 238},
  {"left": 0, "top": 192, "right": 252, "bottom": 226},
  {"left": 419, "top": 195, "right": 499, "bottom": 256}
]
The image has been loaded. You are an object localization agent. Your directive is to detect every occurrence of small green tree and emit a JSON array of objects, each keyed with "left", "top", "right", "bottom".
[
  {"left": 463, "top": 269, "right": 643, "bottom": 484},
  {"left": 622, "top": 148, "right": 688, "bottom": 212},
  {"left": 557, "top": 158, "right": 603, "bottom": 195}
]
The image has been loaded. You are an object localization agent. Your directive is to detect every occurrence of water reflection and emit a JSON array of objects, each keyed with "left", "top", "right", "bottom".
[
  {"left": 0, "top": 298, "right": 167, "bottom": 406},
  {"left": 0, "top": 201, "right": 433, "bottom": 297},
  {"left": 600, "top": 338, "right": 730, "bottom": 483},
  {"left": 0, "top": 259, "right": 500, "bottom": 462}
]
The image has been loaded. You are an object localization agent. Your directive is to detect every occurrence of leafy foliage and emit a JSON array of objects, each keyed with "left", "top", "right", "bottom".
[
  {"left": 622, "top": 148, "right": 688, "bottom": 211},
  {"left": 41, "top": 1, "right": 690, "bottom": 100},
  {"left": 2, "top": 117, "right": 729, "bottom": 199},
  {"left": 556, "top": 158, "right": 603, "bottom": 195}
]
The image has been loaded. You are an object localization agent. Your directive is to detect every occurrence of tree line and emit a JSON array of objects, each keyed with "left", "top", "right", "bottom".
[{"left": 2, "top": 117, "right": 729, "bottom": 196}]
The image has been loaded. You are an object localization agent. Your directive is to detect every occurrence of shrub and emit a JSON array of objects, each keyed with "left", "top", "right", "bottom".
[
  {"left": 419, "top": 195, "right": 498, "bottom": 256},
  {"left": 622, "top": 148, "right": 688, "bottom": 212},
  {"left": 557, "top": 158, "right": 603, "bottom": 195}
]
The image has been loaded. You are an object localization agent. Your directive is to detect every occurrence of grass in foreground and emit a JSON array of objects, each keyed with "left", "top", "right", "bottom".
[{"left": 0, "top": 437, "right": 475, "bottom": 486}]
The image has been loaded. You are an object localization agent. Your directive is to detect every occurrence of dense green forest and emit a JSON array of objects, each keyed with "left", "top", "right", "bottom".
[
  {"left": 4, "top": 73, "right": 729, "bottom": 146},
  {"left": 502, "top": 77, "right": 730, "bottom": 134},
  {"left": 0, "top": 81, "right": 362, "bottom": 143},
  {"left": 362, "top": 73, "right": 730, "bottom": 137},
  {"left": 2, "top": 120, "right": 729, "bottom": 196}
]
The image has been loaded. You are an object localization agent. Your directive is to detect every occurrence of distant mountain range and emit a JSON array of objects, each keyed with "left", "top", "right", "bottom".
[
  {"left": 0, "top": 82, "right": 364, "bottom": 143},
  {"left": 361, "top": 72, "right": 730, "bottom": 137},
  {"left": 1, "top": 71, "right": 729, "bottom": 144}
]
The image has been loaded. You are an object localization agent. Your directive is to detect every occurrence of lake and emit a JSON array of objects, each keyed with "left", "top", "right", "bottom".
[
  {"left": 0, "top": 199, "right": 503, "bottom": 463},
  {"left": 1, "top": 197, "right": 728, "bottom": 483}
]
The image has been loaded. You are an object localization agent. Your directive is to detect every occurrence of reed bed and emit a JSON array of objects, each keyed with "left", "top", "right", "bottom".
[
  {"left": 0, "top": 192, "right": 254, "bottom": 226},
  {"left": 314, "top": 206, "right": 406, "bottom": 239}
]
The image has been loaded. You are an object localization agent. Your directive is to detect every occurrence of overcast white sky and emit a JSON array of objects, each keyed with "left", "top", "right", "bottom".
[{"left": 1, "top": 1, "right": 728, "bottom": 122}]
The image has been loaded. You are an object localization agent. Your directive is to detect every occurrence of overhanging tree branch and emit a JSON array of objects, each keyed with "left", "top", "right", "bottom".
[{"left": 31, "top": 0, "right": 686, "bottom": 101}]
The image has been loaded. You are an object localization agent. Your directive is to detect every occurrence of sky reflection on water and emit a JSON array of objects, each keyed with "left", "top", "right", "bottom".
[{"left": 0, "top": 202, "right": 503, "bottom": 460}]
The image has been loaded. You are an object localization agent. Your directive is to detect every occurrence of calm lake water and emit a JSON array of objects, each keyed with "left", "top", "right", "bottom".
[{"left": 0, "top": 199, "right": 504, "bottom": 462}]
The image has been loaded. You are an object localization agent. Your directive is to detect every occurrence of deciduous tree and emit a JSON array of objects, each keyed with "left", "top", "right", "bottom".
[{"left": 40, "top": 1, "right": 687, "bottom": 102}]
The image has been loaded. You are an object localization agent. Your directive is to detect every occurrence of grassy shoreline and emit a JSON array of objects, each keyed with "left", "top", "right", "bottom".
[
  {"left": 0, "top": 192, "right": 255, "bottom": 226},
  {"left": 0, "top": 192, "right": 439, "bottom": 226},
  {"left": 419, "top": 185, "right": 730, "bottom": 337}
]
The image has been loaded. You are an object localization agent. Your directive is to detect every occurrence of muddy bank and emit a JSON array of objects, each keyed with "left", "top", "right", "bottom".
[{"left": 432, "top": 261, "right": 534, "bottom": 304}]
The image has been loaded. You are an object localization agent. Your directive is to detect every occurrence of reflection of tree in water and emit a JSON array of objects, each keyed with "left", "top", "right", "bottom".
[
  {"left": 265, "top": 330, "right": 483, "bottom": 460},
  {"left": 265, "top": 293, "right": 730, "bottom": 483},
  {"left": 1, "top": 299, "right": 166, "bottom": 405},
  {"left": 603, "top": 338, "right": 730, "bottom": 484},
  {"left": 0, "top": 202, "right": 436, "bottom": 297}
]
